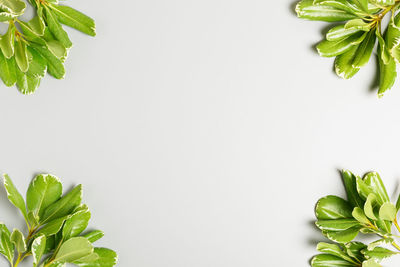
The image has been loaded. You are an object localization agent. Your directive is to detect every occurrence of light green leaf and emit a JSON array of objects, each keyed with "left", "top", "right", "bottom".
[
  {"left": 313, "top": 0, "right": 363, "bottom": 15},
  {"left": 345, "top": 19, "right": 371, "bottom": 31},
  {"left": 345, "top": 242, "right": 367, "bottom": 261},
  {"left": 75, "top": 247, "right": 118, "bottom": 267},
  {"left": 335, "top": 45, "right": 360, "bottom": 79},
  {"left": 367, "top": 238, "right": 394, "bottom": 251},
  {"left": 327, "top": 25, "right": 361, "bottom": 41},
  {"left": 316, "top": 218, "right": 360, "bottom": 231},
  {"left": 35, "top": 215, "right": 69, "bottom": 236},
  {"left": 311, "top": 254, "right": 355, "bottom": 267},
  {"left": 379, "top": 202, "right": 396, "bottom": 221},
  {"left": 0, "top": 24, "right": 14, "bottom": 59},
  {"left": 3, "top": 174, "right": 28, "bottom": 221},
  {"left": 363, "top": 247, "right": 397, "bottom": 261},
  {"left": 364, "top": 193, "right": 378, "bottom": 220},
  {"left": 351, "top": 29, "right": 375, "bottom": 67},
  {"left": 53, "top": 237, "right": 93, "bottom": 263},
  {"left": 83, "top": 230, "right": 104, "bottom": 243},
  {"left": 0, "top": 51, "right": 16, "bottom": 86},
  {"left": 49, "top": 4, "right": 96, "bottom": 36},
  {"left": 10, "top": 229, "right": 25, "bottom": 253},
  {"left": 363, "top": 173, "right": 390, "bottom": 204},
  {"left": 15, "top": 67, "right": 41, "bottom": 95},
  {"left": 30, "top": 43, "right": 65, "bottom": 79},
  {"left": 316, "top": 242, "right": 358, "bottom": 264},
  {"left": 32, "top": 234, "right": 46, "bottom": 267},
  {"left": 352, "top": 207, "right": 371, "bottom": 224},
  {"left": 28, "top": 16, "right": 45, "bottom": 36},
  {"left": 342, "top": 170, "right": 364, "bottom": 208},
  {"left": 323, "top": 226, "right": 361, "bottom": 243},
  {"left": 0, "top": 0, "right": 26, "bottom": 17},
  {"left": 26, "top": 47, "right": 47, "bottom": 78},
  {"left": 46, "top": 40, "right": 67, "bottom": 61},
  {"left": 371, "top": 0, "right": 395, "bottom": 6},
  {"left": 45, "top": 7, "right": 72, "bottom": 49},
  {"left": 26, "top": 174, "right": 62, "bottom": 219},
  {"left": 316, "top": 196, "right": 353, "bottom": 219},
  {"left": 362, "top": 259, "right": 381, "bottom": 267},
  {"left": 297, "top": 0, "right": 357, "bottom": 22},
  {"left": 378, "top": 51, "right": 396, "bottom": 97},
  {"left": 14, "top": 38, "right": 29, "bottom": 72},
  {"left": 317, "top": 32, "right": 365, "bottom": 57},
  {"left": 63, "top": 206, "right": 91, "bottom": 239},
  {"left": 41, "top": 184, "right": 82, "bottom": 224},
  {"left": 0, "top": 223, "right": 14, "bottom": 263}
]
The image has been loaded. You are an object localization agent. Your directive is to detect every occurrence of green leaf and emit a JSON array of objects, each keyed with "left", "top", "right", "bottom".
[
  {"left": 378, "top": 202, "right": 396, "bottom": 221},
  {"left": 342, "top": 170, "right": 364, "bottom": 208},
  {"left": 46, "top": 40, "right": 67, "bottom": 61},
  {"left": 63, "top": 206, "right": 91, "bottom": 239},
  {"left": 316, "top": 195, "right": 353, "bottom": 219},
  {"left": 362, "top": 259, "right": 381, "bottom": 267},
  {"left": 324, "top": 226, "right": 361, "bottom": 243},
  {"left": 15, "top": 67, "right": 41, "bottom": 95},
  {"left": 3, "top": 174, "right": 28, "bottom": 221},
  {"left": 313, "top": 0, "right": 363, "bottom": 15},
  {"left": 378, "top": 51, "right": 396, "bottom": 97},
  {"left": 371, "top": 0, "right": 395, "bottom": 6},
  {"left": 35, "top": 215, "right": 69, "bottom": 236},
  {"left": 32, "top": 234, "right": 46, "bottom": 267},
  {"left": 362, "top": 247, "right": 397, "bottom": 261},
  {"left": 49, "top": 4, "right": 96, "bottom": 36},
  {"left": 326, "top": 25, "right": 361, "bottom": 41},
  {"left": 41, "top": 184, "right": 82, "bottom": 224},
  {"left": 30, "top": 43, "right": 65, "bottom": 79},
  {"left": 0, "top": 223, "right": 14, "bottom": 263},
  {"left": 316, "top": 219, "right": 360, "bottom": 231},
  {"left": 317, "top": 32, "right": 365, "bottom": 57},
  {"left": 345, "top": 19, "right": 371, "bottom": 31},
  {"left": 367, "top": 238, "right": 394, "bottom": 251},
  {"left": 0, "top": 24, "right": 14, "bottom": 59},
  {"left": 14, "top": 38, "right": 29, "bottom": 72},
  {"left": 83, "top": 230, "right": 104, "bottom": 243},
  {"left": 316, "top": 242, "right": 358, "bottom": 264},
  {"left": 0, "top": 0, "right": 26, "bottom": 17},
  {"left": 296, "top": 0, "right": 357, "bottom": 22},
  {"left": 345, "top": 242, "right": 367, "bottom": 262},
  {"left": 363, "top": 173, "right": 390, "bottom": 204},
  {"left": 45, "top": 7, "right": 72, "bottom": 49},
  {"left": 10, "top": 229, "right": 25, "bottom": 254},
  {"left": 352, "top": 207, "right": 370, "bottom": 224},
  {"left": 335, "top": 45, "right": 360, "bottom": 79},
  {"left": 26, "top": 47, "right": 47, "bottom": 78},
  {"left": 311, "top": 254, "right": 355, "bottom": 267},
  {"left": 364, "top": 193, "right": 378, "bottom": 220},
  {"left": 351, "top": 29, "right": 375, "bottom": 67},
  {"left": 0, "top": 51, "right": 16, "bottom": 86},
  {"left": 53, "top": 237, "right": 93, "bottom": 263},
  {"left": 28, "top": 16, "right": 45, "bottom": 36},
  {"left": 376, "top": 29, "right": 391, "bottom": 65},
  {"left": 26, "top": 174, "right": 63, "bottom": 219},
  {"left": 75, "top": 247, "right": 118, "bottom": 267}
]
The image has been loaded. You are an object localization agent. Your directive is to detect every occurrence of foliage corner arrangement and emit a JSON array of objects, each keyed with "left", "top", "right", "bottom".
[
  {"left": 311, "top": 170, "right": 400, "bottom": 267},
  {"left": 0, "top": 0, "right": 95, "bottom": 95},
  {"left": 0, "top": 173, "right": 117, "bottom": 267},
  {"left": 295, "top": 0, "right": 400, "bottom": 97}
]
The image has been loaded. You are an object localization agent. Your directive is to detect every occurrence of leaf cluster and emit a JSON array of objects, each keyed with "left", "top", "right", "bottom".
[
  {"left": 0, "top": 0, "right": 95, "bottom": 94},
  {"left": 0, "top": 174, "right": 117, "bottom": 267},
  {"left": 312, "top": 170, "right": 400, "bottom": 267},
  {"left": 296, "top": 0, "right": 400, "bottom": 96}
]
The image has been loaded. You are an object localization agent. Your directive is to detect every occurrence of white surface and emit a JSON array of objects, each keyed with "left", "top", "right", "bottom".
[{"left": 1, "top": 0, "right": 400, "bottom": 266}]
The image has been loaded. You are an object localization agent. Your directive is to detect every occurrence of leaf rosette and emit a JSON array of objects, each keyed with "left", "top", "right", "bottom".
[
  {"left": 312, "top": 170, "right": 400, "bottom": 267},
  {"left": 0, "top": 0, "right": 96, "bottom": 94},
  {"left": 296, "top": 0, "right": 400, "bottom": 96}
]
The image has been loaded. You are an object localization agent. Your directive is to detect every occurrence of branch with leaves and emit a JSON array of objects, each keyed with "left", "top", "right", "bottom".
[
  {"left": 311, "top": 170, "right": 400, "bottom": 267},
  {"left": 0, "top": 0, "right": 95, "bottom": 94},
  {"left": 0, "top": 174, "right": 117, "bottom": 267},
  {"left": 296, "top": 0, "right": 400, "bottom": 97}
]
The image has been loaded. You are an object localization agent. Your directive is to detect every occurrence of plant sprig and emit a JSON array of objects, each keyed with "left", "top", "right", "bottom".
[
  {"left": 296, "top": 0, "right": 400, "bottom": 97},
  {"left": 311, "top": 170, "right": 400, "bottom": 267},
  {"left": 0, "top": 173, "right": 117, "bottom": 267},
  {"left": 0, "top": 0, "right": 96, "bottom": 94}
]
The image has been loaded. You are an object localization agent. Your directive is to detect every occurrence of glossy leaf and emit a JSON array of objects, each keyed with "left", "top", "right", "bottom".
[
  {"left": 0, "top": 223, "right": 13, "bottom": 263},
  {"left": 10, "top": 228, "right": 25, "bottom": 253},
  {"left": 83, "top": 230, "right": 104, "bottom": 243},
  {"left": 3, "top": 174, "right": 28, "bottom": 221},
  {"left": 53, "top": 237, "right": 93, "bottom": 263},
  {"left": 317, "top": 32, "right": 365, "bottom": 57},
  {"left": 75, "top": 247, "right": 118, "bottom": 267},
  {"left": 32, "top": 234, "right": 46, "bottom": 267},
  {"left": 296, "top": 0, "right": 357, "bottom": 22}
]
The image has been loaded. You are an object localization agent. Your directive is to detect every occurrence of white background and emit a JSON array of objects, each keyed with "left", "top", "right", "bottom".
[{"left": 1, "top": 0, "right": 400, "bottom": 266}]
